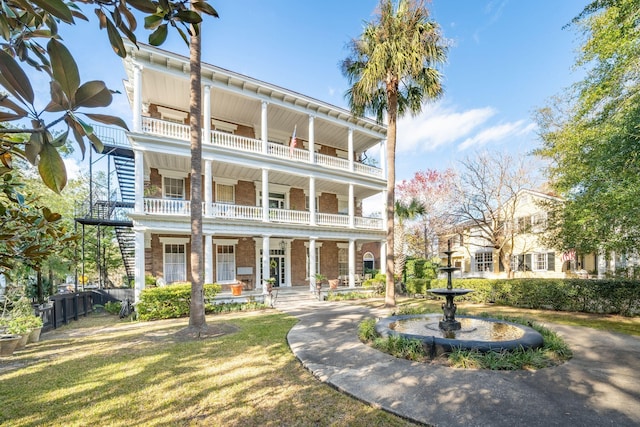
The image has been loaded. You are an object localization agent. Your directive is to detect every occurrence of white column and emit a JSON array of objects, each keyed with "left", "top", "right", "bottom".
[
  {"left": 262, "top": 236, "right": 271, "bottom": 293},
  {"left": 308, "top": 115, "right": 315, "bottom": 163},
  {"left": 348, "top": 183, "right": 355, "bottom": 228},
  {"left": 348, "top": 238, "right": 356, "bottom": 288},
  {"left": 132, "top": 63, "right": 143, "bottom": 133},
  {"left": 309, "top": 238, "right": 317, "bottom": 292},
  {"left": 204, "top": 159, "right": 212, "bottom": 217},
  {"left": 134, "top": 229, "right": 145, "bottom": 303},
  {"left": 284, "top": 240, "right": 291, "bottom": 287},
  {"left": 380, "top": 240, "right": 386, "bottom": 275},
  {"left": 204, "top": 234, "right": 213, "bottom": 284},
  {"left": 309, "top": 176, "right": 316, "bottom": 226},
  {"left": 348, "top": 127, "right": 354, "bottom": 171},
  {"left": 379, "top": 139, "right": 387, "bottom": 179},
  {"left": 203, "top": 85, "right": 211, "bottom": 144},
  {"left": 134, "top": 150, "right": 144, "bottom": 213},
  {"left": 597, "top": 249, "right": 606, "bottom": 279},
  {"left": 261, "top": 101, "right": 268, "bottom": 153},
  {"left": 262, "top": 168, "right": 269, "bottom": 222}
]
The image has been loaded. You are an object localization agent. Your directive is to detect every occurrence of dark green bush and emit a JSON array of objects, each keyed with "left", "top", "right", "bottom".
[
  {"left": 362, "top": 273, "right": 385, "bottom": 294},
  {"left": 429, "top": 277, "right": 639, "bottom": 316},
  {"left": 104, "top": 301, "right": 121, "bottom": 315},
  {"left": 137, "top": 283, "right": 222, "bottom": 321},
  {"left": 405, "top": 278, "right": 429, "bottom": 295}
]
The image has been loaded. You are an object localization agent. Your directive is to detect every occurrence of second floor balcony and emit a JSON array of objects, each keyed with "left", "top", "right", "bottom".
[{"left": 139, "top": 199, "right": 384, "bottom": 231}]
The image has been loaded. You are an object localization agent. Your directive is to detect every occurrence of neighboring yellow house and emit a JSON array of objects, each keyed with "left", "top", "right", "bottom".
[{"left": 441, "top": 190, "right": 568, "bottom": 279}]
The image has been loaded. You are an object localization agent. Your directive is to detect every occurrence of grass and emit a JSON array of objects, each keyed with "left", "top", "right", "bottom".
[{"left": 0, "top": 311, "right": 417, "bottom": 427}]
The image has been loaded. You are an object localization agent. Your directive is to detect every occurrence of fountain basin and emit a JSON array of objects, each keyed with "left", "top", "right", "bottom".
[
  {"left": 428, "top": 288, "right": 474, "bottom": 297},
  {"left": 375, "top": 314, "right": 544, "bottom": 355}
]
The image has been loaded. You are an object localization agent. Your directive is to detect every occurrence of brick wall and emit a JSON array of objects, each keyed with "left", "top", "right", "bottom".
[
  {"left": 319, "top": 193, "right": 338, "bottom": 213},
  {"left": 290, "top": 188, "right": 305, "bottom": 211},
  {"left": 235, "top": 180, "right": 256, "bottom": 206}
]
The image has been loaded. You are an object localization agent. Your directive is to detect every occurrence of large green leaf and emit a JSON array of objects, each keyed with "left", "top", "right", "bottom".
[
  {"left": 47, "top": 39, "right": 80, "bottom": 102},
  {"left": 25, "top": 132, "right": 43, "bottom": 165},
  {"left": 44, "top": 80, "right": 69, "bottom": 112},
  {"left": 127, "top": 0, "right": 157, "bottom": 14},
  {"left": 74, "top": 81, "right": 112, "bottom": 108},
  {"left": 0, "top": 49, "right": 35, "bottom": 105},
  {"left": 149, "top": 24, "right": 168, "bottom": 46},
  {"left": 83, "top": 113, "right": 129, "bottom": 130},
  {"left": 0, "top": 112, "right": 25, "bottom": 121},
  {"left": 31, "top": 0, "right": 74, "bottom": 24},
  {"left": 0, "top": 96, "right": 29, "bottom": 116},
  {"left": 65, "top": 115, "right": 86, "bottom": 160},
  {"left": 38, "top": 141, "right": 67, "bottom": 194},
  {"left": 144, "top": 14, "right": 163, "bottom": 30},
  {"left": 175, "top": 10, "right": 203, "bottom": 24},
  {"left": 105, "top": 17, "right": 126, "bottom": 57},
  {"left": 192, "top": 1, "right": 219, "bottom": 18}
]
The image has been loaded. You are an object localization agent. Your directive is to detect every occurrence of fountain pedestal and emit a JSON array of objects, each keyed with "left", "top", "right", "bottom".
[{"left": 428, "top": 244, "right": 473, "bottom": 331}]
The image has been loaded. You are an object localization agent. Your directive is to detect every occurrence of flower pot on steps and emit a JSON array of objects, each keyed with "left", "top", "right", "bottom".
[
  {"left": 28, "top": 327, "right": 42, "bottom": 344},
  {"left": 230, "top": 284, "right": 243, "bottom": 296}
]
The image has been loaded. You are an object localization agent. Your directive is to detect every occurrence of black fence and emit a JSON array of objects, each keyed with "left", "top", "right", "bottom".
[{"left": 37, "top": 292, "right": 93, "bottom": 332}]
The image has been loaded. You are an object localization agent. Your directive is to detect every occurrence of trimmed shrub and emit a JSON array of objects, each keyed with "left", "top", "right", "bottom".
[
  {"left": 137, "top": 283, "right": 222, "bottom": 321},
  {"left": 428, "top": 277, "right": 639, "bottom": 316},
  {"left": 104, "top": 301, "right": 121, "bottom": 315},
  {"left": 363, "top": 273, "right": 386, "bottom": 294},
  {"left": 405, "top": 278, "right": 429, "bottom": 295}
]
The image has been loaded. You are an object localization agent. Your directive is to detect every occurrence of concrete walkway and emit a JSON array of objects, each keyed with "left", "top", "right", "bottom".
[{"left": 282, "top": 298, "right": 640, "bottom": 427}]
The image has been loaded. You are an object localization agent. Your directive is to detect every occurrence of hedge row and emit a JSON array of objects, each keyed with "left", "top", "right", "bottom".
[
  {"left": 423, "top": 278, "right": 639, "bottom": 317},
  {"left": 136, "top": 283, "right": 222, "bottom": 321}
]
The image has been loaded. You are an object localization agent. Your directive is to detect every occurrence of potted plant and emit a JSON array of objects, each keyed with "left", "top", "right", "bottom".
[
  {"left": 7, "top": 316, "right": 32, "bottom": 349},
  {"left": 314, "top": 273, "right": 326, "bottom": 290},
  {"left": 0, "top": 333, "right": 21, "bottom": 357},
  {"left": 230, "top": 282, "right": 244, "bottom": 296}
]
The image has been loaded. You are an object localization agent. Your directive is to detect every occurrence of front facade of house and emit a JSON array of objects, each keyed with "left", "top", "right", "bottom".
[
  {"left": 109, "top": 43, "right": 387, "bottom": 301},
  {"left": 441, "top": 190, "right": 566, "bottom": 279}
]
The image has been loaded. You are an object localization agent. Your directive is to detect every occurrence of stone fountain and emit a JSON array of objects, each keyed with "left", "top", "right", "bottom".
[
  {"left": 428, "top": 240, "right": 473, "bottom": 331},
  {"left": 375, "top": 240, "right": 544, "bottom": 355}
]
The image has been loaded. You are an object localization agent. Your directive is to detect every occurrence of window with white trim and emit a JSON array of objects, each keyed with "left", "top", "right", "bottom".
[
  {"left": 216, "top": 183, "right": 235, "bottom": 204},
  {"left": 305, "top": 195, "right": 319, "bottom": 212},
  {"left": 216, "top": 245, "right": 236, "bottom": 283},
  {"left": 533, "top": 253, "right": 548, "bottom": 271},
  {"left": 475, "top": 252, "right": 493, "bottom": 272},
  {"left": 164, "top": 244, "right": 186, "bottom": 283},
  {"left": 163, "top": 177, "right": 185, "bottom": 199},
  {"left": 338, "top": 199, "right": 348, "bottom": 215},
  {"left": 338, "top": 248, "right": 348, "bottom": 276}
]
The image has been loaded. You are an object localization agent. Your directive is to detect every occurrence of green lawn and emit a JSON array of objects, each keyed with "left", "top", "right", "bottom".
[{"left": 0, "top": 311, "right": 417, "bottom": 427}]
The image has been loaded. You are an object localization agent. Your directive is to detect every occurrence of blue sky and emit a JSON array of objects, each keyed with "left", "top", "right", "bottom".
[{"left": 60, "top": 0, "right": 589, "bottom": 184}]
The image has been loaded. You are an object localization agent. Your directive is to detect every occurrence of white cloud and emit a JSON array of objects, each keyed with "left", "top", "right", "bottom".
[
  {"left": 457, "top": 120, "right": 536, "bottom": 151},
  {"left": 64, "top": 157, "right": 83, "bottom": 181},
  {"left": 397, "top": 103, "right": 496, "bottom": 153}
]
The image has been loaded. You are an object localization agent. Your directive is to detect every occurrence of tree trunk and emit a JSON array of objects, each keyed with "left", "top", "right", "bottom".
[
  {"left": 385, "top": 88, "right": 398, "bottom": 307},
  {"left": 188, "top": 10, "right": 206, "bottom": 332}
]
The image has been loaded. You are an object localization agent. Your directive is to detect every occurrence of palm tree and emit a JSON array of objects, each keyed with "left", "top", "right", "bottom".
[
  {"left": 341, "top": 0, "right": 447, "bottom": 306},
  {"left": 394, "top": 198, "right": 426, "bottom": 279}
]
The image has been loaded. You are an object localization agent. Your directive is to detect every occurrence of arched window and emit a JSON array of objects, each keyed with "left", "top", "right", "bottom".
[{"left": 363, "top": 252, "right": 375, "bottom": 274}]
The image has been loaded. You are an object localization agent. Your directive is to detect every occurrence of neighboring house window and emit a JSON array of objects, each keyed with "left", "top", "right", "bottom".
[
  {"left": 533, "top": 253, "right": 547, "bottom": 271},
  {"left": 531, "top": 213, "right": 547, "bottom": 232},
  {"left": 516, "top": 216, "right": 531, "bottom": 233},
  {"left": 216, "top": 183, "right": 235, "bottom": 204},
  {"left": 306, "top": 247, "right": 321, "bottom": 278},
  {"left": 216, "top": 245, "right": 236, "bottom": 283},
  {"left": 475, "top": 252, "right": 493, "bottom": 272},
  {"left": 164, "top": 244, "right": 186, "bottom": 283},
  {"left": 163, "top": 177, "right": 185, "bottom": 199},
  {"left": 338, "top": 248, "right": 348, "bottom": 276},
  {"left": 363, "top": 252, "right": 375, "bottom": 273}
]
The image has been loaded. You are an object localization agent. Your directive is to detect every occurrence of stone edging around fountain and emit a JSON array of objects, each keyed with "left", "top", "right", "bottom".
[{"left": 375, "top": 314, "right": 544, "bottom": 355}]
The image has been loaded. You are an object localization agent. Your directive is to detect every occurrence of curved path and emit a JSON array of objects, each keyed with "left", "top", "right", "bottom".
[{"left": 283, "top": 299, "right": 640, "bottom": 427}]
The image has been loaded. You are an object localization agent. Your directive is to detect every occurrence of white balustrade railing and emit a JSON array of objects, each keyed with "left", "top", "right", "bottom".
[
  {"left": 316, "top": 152, "right": 350, "bottom": 171},
  {"left": 139, "top": 118, "right": 383, "bottom": 178},
  {"left": 355, "top": 216, "right": 383, "bottom": 230},
  {"left": 211, "top": 131, "right": 262, "bottom": 153},
  {"left": 268, "top": 208, "right": 310, "bottom": 224},
  {"left": 144, "top": 198, "right": 191, "bottom": 215},
  {"left": 211, "top": 203, "right": 262, "bottom": 220},
  {"left": 142, "top": 117, "right": 190, "bottom": 140},
  {"left": 143, "top": 198, "right": 383, "bottom": 230},
  {"left": 317, "top": 212, "right": 349, "bottom": 227}
]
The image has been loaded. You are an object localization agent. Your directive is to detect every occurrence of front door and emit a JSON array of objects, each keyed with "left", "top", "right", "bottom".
[{"left": 270, "top": 254, "right": 285, "bottom": 287}]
